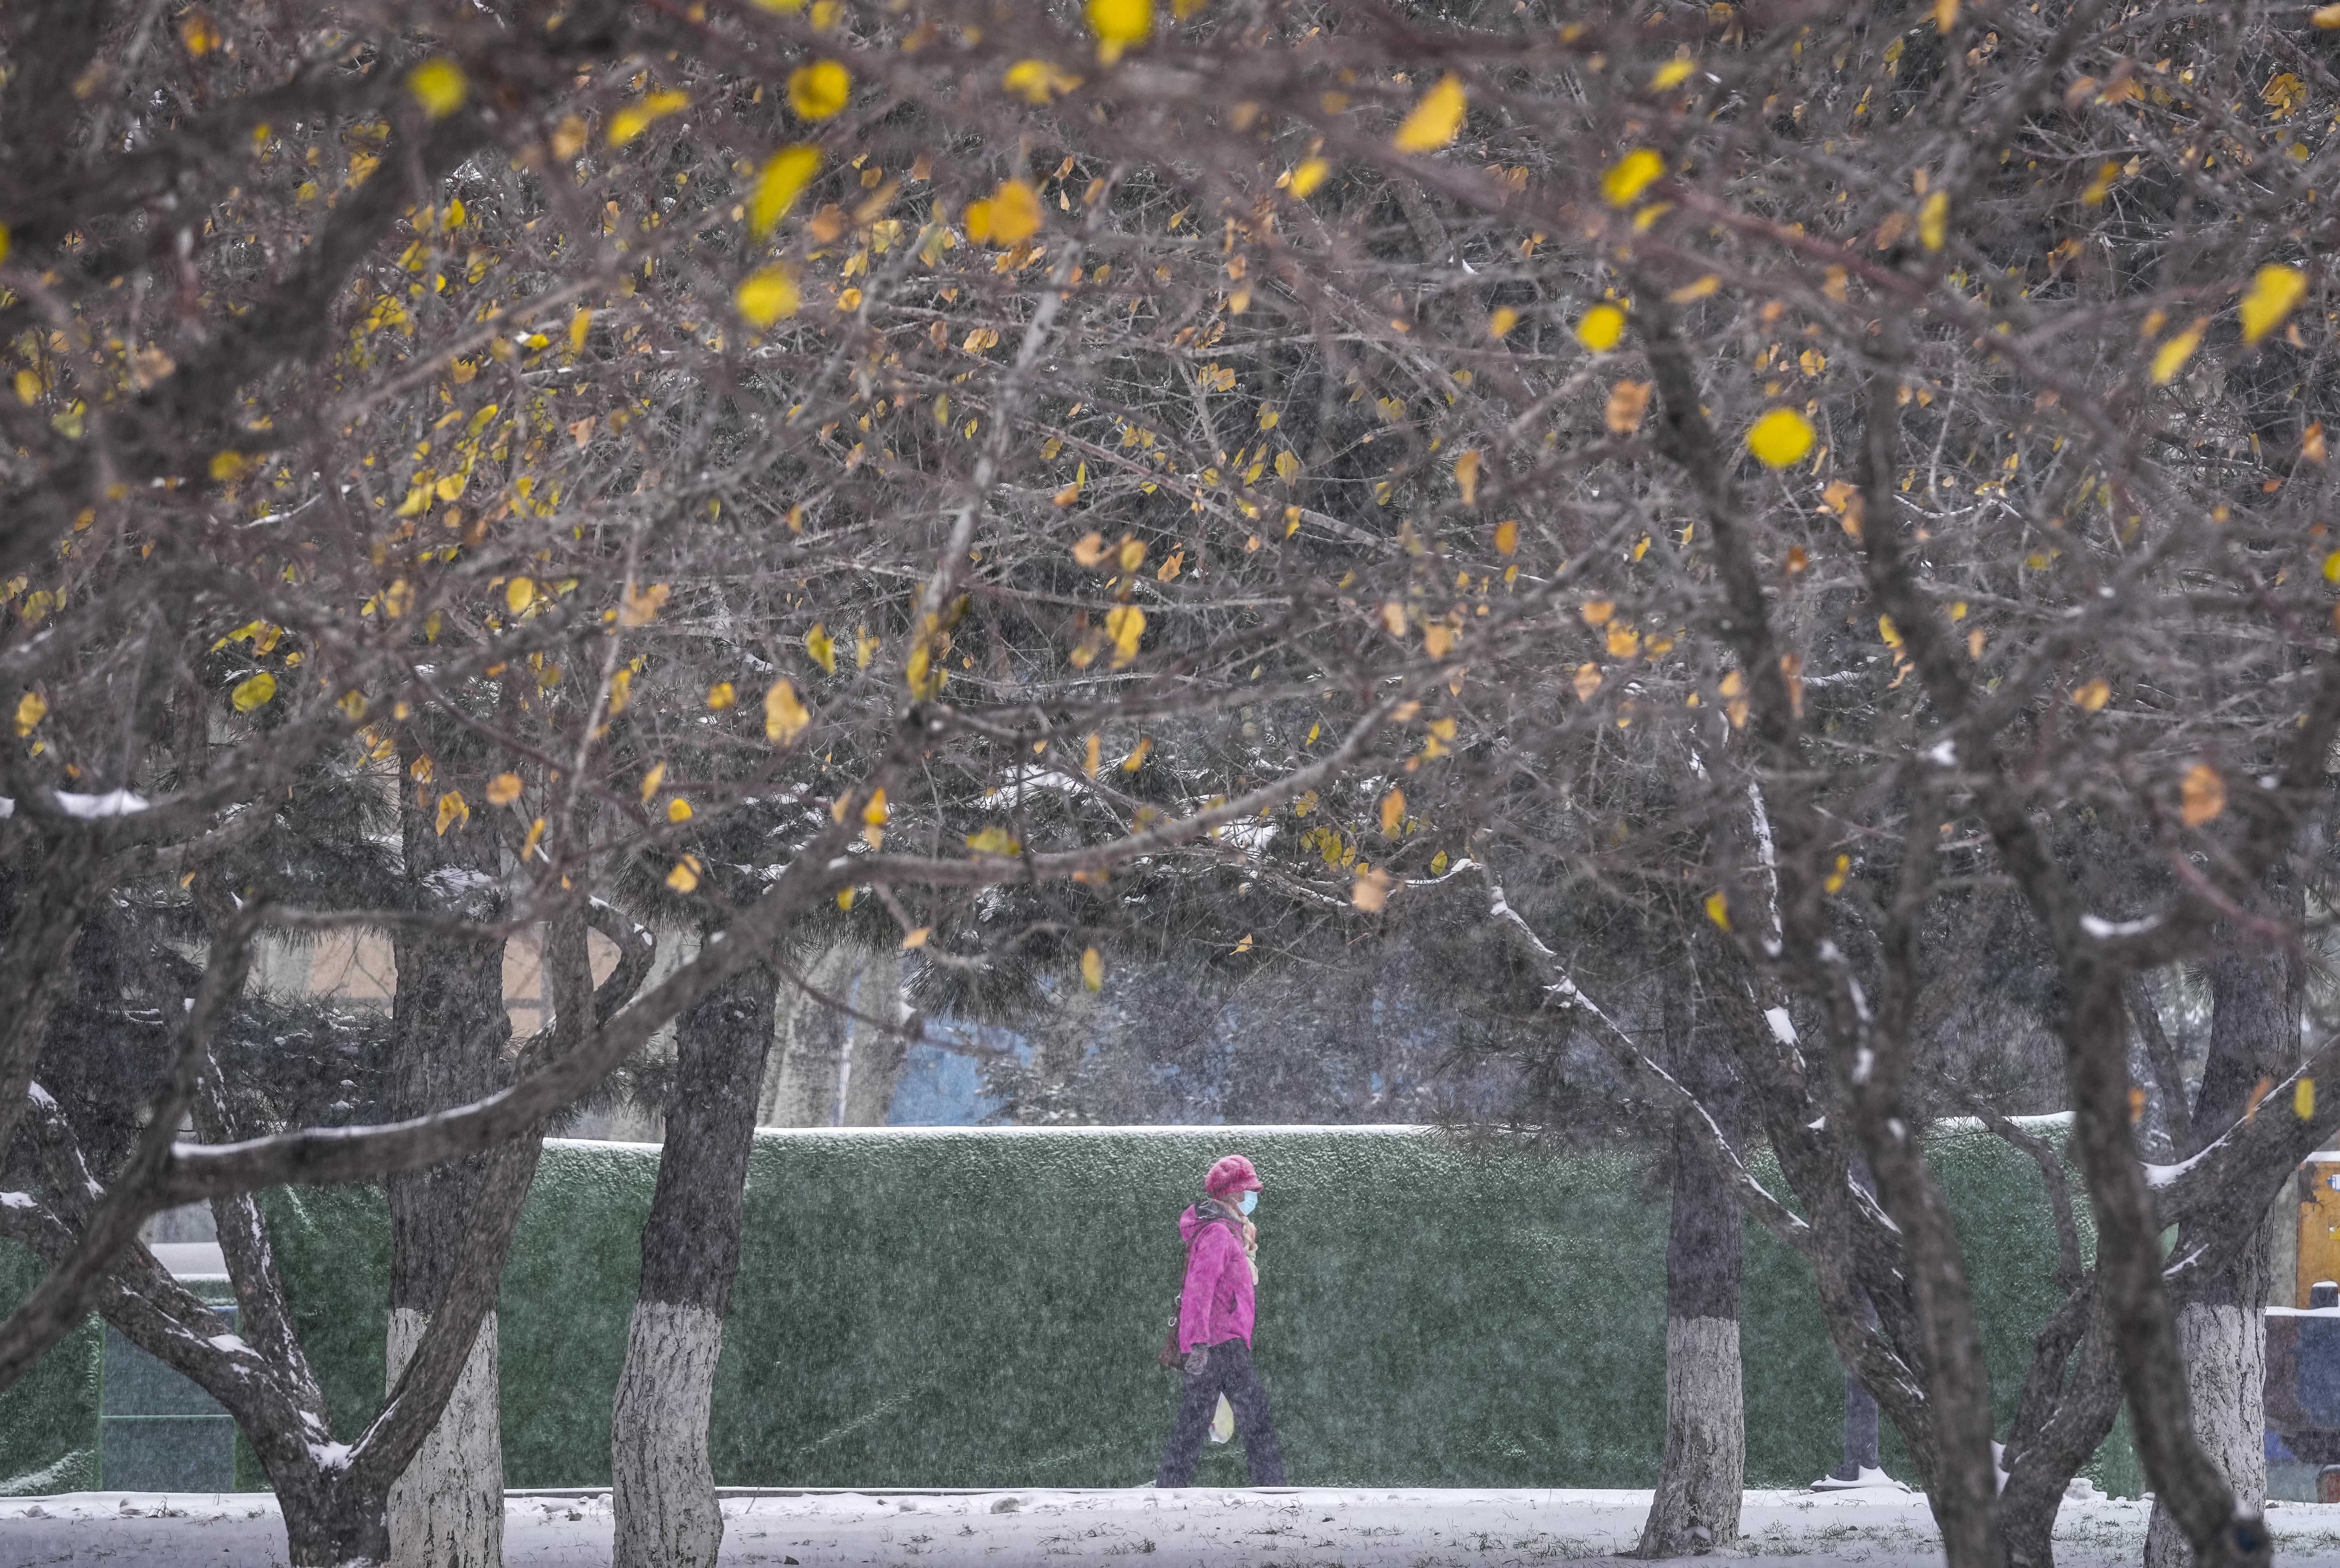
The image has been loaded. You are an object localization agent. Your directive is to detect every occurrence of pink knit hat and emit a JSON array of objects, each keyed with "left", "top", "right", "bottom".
[{"left": 1204, "top": 1154, "right": 1264, "bottom": 1197}]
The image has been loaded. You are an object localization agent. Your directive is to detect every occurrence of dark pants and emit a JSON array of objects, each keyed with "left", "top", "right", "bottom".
[{"left": 1156, "top": 1338, "right": 1286, "bottom": 1486}]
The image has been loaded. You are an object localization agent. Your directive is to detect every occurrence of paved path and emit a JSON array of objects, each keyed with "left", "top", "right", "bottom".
[{"left": 12, "top": 1486, "right": 2340, "bottom": 1566}]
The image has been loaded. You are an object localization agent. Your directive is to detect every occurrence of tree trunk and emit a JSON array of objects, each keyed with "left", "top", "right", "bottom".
[
  {"left": 385, "top": 743, "right": 511, "bottom": 1568},
  {"left": 612, "top": 964, "right": 781, "bottom": 1568},
  {"left": 757, "top": 945, "right": 904, "bottom": 1127},
  {"left": 2145, "top": 941, "right": 2292, "bottom": 1568},
  {"left": 1640, "top": 1008, "right": 1745, "bottom": 1558}
]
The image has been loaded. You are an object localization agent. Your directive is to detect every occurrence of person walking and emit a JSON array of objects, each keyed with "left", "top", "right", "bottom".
[{"left": 1156, "top": 1154, "right": 1287, "bottom": 1487}]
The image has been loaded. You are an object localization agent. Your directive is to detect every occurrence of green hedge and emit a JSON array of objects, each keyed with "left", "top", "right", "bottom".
[{"left": 6, "top": 1122, "right": 2138, "bottom": 1494}]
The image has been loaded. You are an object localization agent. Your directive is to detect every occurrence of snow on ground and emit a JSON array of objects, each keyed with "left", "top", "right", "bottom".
[{"left": 11, "top": 1487, "right": 2340, "bottom": 1567}]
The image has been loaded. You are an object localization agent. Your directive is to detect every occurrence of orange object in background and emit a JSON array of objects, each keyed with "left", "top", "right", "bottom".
[{"left": 2299, "top": 1154, "right": 2340, "bottom": 1307}]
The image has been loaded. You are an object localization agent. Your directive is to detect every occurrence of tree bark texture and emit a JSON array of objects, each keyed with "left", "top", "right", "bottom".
[
  {"left": 756, "top": 945, "right": 902, "bottom": 1127},
  {"left": 2144, "top": 939, "right": 2292, "bottom": 1568},
  {"left": 1640, "top": 1011, "right": 1746, "bottom": 1558},
  {"left": 612, "top": 963, "right": 781, "bottom": 1568},
  {"left": 385, "top": 744, "right": 510, "bottom": 1568},
  {"left": 385, "top": 1307, "right": 503, "bottom": 1568}
]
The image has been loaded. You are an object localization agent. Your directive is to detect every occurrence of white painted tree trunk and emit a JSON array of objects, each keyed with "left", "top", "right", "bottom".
[
  {"left": 1638, "top": 1316, "right": 1744, "bottom": 1556},
  {"left": 386, "top": 1308, "right": 504, "bottom": 1568},
  {"left": 611, "top": 1301, "right": 727, "bottom": 1568},
  {"left": 2143, "top": 1302, "right": 2266, "bottom": 1568}
]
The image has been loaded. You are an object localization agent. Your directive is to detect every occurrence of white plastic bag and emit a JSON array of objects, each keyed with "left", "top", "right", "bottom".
[{"left": 1208, "top": 1394, "right": 1234, "bottom": 1444}]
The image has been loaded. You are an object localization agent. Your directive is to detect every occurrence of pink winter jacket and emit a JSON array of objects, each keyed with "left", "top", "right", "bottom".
[{"left": 1175, "top": 1203, "right": 1255, "bottom": 1353}]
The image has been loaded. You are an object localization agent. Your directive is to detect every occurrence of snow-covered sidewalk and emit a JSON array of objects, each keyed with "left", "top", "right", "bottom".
[{"left": 11, "top": 1486, "right": 2340, "bottom": 1566}]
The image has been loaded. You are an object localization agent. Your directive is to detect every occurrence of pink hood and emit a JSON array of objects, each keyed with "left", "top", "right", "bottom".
[{"left": 1175, "top": 1202, "right": 1255, "bottom": 1354}]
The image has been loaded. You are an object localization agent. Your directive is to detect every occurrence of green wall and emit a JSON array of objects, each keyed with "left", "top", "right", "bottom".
[{"left": 6, "top": 1121, "right": 2137, "bottom": 1495}]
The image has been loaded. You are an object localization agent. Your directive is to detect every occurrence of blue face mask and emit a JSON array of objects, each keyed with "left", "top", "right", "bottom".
[{"left": 1238, "top": 1190, "right": 1258, "bottom": 1215}]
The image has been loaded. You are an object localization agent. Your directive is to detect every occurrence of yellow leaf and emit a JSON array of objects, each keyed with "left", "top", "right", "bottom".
[
  {"left": 523, "top": 817, "right": 547, "bottom": 860},
  {"left": 806, "top": 623, "right": 837, "bottom": 674},
  {"left": 1576, "top": 303, "right": 1626, "bottom": 352},
  {"left": 1288, "top": 158, "right": 1331, "bottom": 198},
  {"left": 1380, "top": 601, "right": 1408, "bottom": 638},
  {"left": 486, "top": 773, "right": 523, "bottom": 805},
  {"left": 2180, "top": 761, "right": 2226, "bottom": 826},
  {"left": 1494, "top": 519, "right": 1519, "bottom": 556},
  {"left": 1352, "top": 866, "right": 1394, "bottom": 912},
  {"left": 1606, "top": 623, "right": 1641, "bottom": 658},
  {"left": 765, "top": 678, "right": 811, "bottom": 744},
  {"left": 1072, "top": 533, "right": 1110, "bottom": 567},
  {"left": 1746, "top": 408, "right": 1816, "bottom": 468},
  {"left": 2324, "top": 550, "right": 2340, "bottom": 585},
  {"left": 668, "top": 797, "right": 693, "bottom": 823},
  {"left": 2240, "top": 264, "right": 2308, "bottom": 346},
  {"left": 967, "top": 824, "right": 1022, "bottom": 855},
  {"left": 608, "top": 90, "right": 691, "bottom": 148},
  {"left": 1825, "top": 853, "right": 1851, "bottom": 894},
  {"left": 1003, "top": 58, "right": 1083, "bottom": 103},
  {"left": 1088, "top": 0, "right": 1153, "bottom": 43},
  {"left": 1084, "top": 733, "right": 1103, "bottom": 777},
  {"left": 1454, "top": 449, "right": 1481, "bottom": 505},
  {"left": 1233, "top": 932, "right": 1254, "bottom": 954},
  {"left": 1574, "top": 662, "right": 1603, "bottom": 701},
  {"left": 1488, "top": 306, "right": 1519, "bottom": 338},
  {"left": 2299, "top": 1077, "right": 2318, "bottom": 1120},
  {"left": 903, "top": 927, "right": 931, "bottom": 950},
  {"left": 1392, "top": 74, "right": 1468, "bottom": 154},
  {"left": 1601, "top": 148, "right": 1665, "bottom": 208},
  {"left": 983, "top": 179, "right": 1043, "bottom": 245},
  {"left": 788, "top": 61, "right": 851, "bottom": 121},
  {"left": 1380, "top": 788, "right": 1407, "bottom": 836},
  {"left": 1121, "top": 736, "right": 1153, "bottom": 772},
  {"left": 180, "top": 10, "right": 220, "bottom": 55},
  {"left": 1918, "top": 190, "right": 1949, "bottom": 252},
  {"left": 506, "top": 577, "right": 536, "bottom": 614},
  {"left": 837, "top": 887, "right": 856, "bottom": 911},
  {"left": 667, "top": 857, "right": 701, "bottom": 893},
  {"left": 14, "top": 691, "right": 47, "bottom": 736},
  {"left": 620, "top": 583, "right": 669, "bottom": 627},
  {"left": 1580, "top": 600, "right": 1615, "bottom": 626},
  {"left": 1604, "top": 379, "right": 1652, "bottom": 436},
  {"left": 1650, "top": 55, "right": 1696, "bottom": 90},
  {"left": 409, "top": 58, "right": 468, "bottom": 120},
  {"left": 2318, "top": 2, "right": 2340, "bottom": 25},
  {"left": 1082, "top": 946, "right": 1106, "bottom": 991},
  {"left": 751, "top": 146, "right": 822, "bottom": 235},
  {"left": 737, "top": 267, "right": 802, "bottom": 327},
  {"left": 1105, "top": 604, "right": 1146, "bottom": 666},
  {"left": 435, "top": 791, "right": 470, "bottom": 836},
  {"left": 1703, "top": 890, "right": 1731, "bottom": 930},
  {"left": 639, "top": 762, "right": 668, "bottom": 803},
  {"left": 2071, "top": 678, "right": 2110, "bottom": 712},
  {"left": 2151, "top": 318, "right": 2207, "bottom": 384},
  {"left": 231, "top": 672, "right": 276, "bottom": 713}
]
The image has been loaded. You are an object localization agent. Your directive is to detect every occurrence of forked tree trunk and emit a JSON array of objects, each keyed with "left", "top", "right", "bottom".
[
  {"left": 1640, "top": 1014, "right": 1746, "bottom": 1558},
  {"left": 2144, "top": 939, "right": 2293, "bottom": 1568},
  {"left": 385, "top": 743, "right": 511, "bottom": 1568},
  {"left": 612, "top": 963, "right": 781, "bottom": 1568}
]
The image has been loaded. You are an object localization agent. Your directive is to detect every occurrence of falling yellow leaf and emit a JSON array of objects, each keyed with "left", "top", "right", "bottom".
[
  {"left": 1084, "top": 733, "right": 1103, "bottom": 777},
  {"left": 2318, "top": 2, "right": 2340, "bottom": 25},
  {"left": 1088, "top": 0, "right": 1152, "bottom": 44},
  {"left": 231, "top": 672, "right": 277, "bottom": 713},
  {"left": 409, "top": 58, "right": 468, "bottom": 120},
  {"left": 1233, "top": 933, "right": 1254, "bottom": 954},
  {"left": 1825, "top": 853, "right": 1852, "bottom": 894},
  {"left": 707, "top": 681, "right": 736, "bottom": 709},
  {"left": 1600, "top": 148, "right": 1665, "bottom": 208},
  {"left": 984, "top": 179, "right": 1043, "bottom": 244},
  {"left": 2180, "top": 761, "right": 2226, "bottom": 825},
  {"left": 787, "top": 61, "right": 850, "bottom": 121},
  {"left": 2151, "top": 318, "right": 2208, "bottom": 385},
  {"left": 1650, "top": 55, "right": 1697, "bottom": 90},
  {"left": 2071, "top": 678, "right": 2111, "bottom": 712},
  {"left": 180, "top": 10, "right": 220, "bottom": 55},
  {"left": 1489, "top": 306, "right": 1519, "bottom": 338},
  {"left": 1380, "top": 601, "right": 1408, "bottom": 638},
  {"left": 1606, "top": 623, "right": 1642, "bottom": 658},
  {"left": 1453, "top": 449, "right": 1481, "bottom": 505},
  {"left": 861, "top": 787, "right": 889, "bottom": 850},
  {"left": 1494, "top": 519, "right": 1519, "bottom": 556},
  {"left": 1580, "top": 600, "right": 1615, "bottom": 627},
  {"left": 1073, "top": 532, "right": 1110, "bottom": 567},
  {"left": 1288, "top": 158, "right": 1331, "bottom": 198},
  {"left": 2240, "top": 264, "right": 2308, "bottom": 346},
  {"left": 1576, "top": 303, "right": 1626, "bottom": 352},
  {"left": 903, "top": 927, "right": 931, "bottom": 950},
  {"left": 1605, "top": 380, "right": 1653, "bottom": 436},
  {"left": 523, "top": 817, "right": 547, "bottom": 860},
  {"left": 1082, "top": 946, "right": 1106, "bottom": 991},
  {"left": 1379, "top": 788, "right": 1406, "bottom": 836},
  {"left": 966, "top": 824, "right": 1022, "bottom": 856},
  {"left": 751, "top": 146, "right": 822, "bottom": 235},
  {"left": 619, "top": 583, "right": 669, "bottom": 627},
  {"left": 668, "top": 798, "right": 693, "bottom": 823},
  {"left": 505, "top": 577, "right": 536, "bottom": 615},
  {"left": 1105, "top": 604, "right": 1146, "bottom": 666},
  {"left": 765, "top": 678, "right": 811, "bottom": 744},
  {"left": 737, "top": 267, "right": 802, "bottom": 328},
  {"left": 1903, "top": 193, "right": 1947, "bottom": 258},
  {"left": 1352, "top": 866, "right": 1394, "bottom": 912},
  {"left": 1703, "top": 890, "right": 1731, "bottom": 930},
  {"left": 806, "top": 624, "right": 837, "bottom": 675},
  {"left": 1574, "top": 662, "right": 1603, "bottom": 701},
  {"left": 486, "top": 773, "right": 524, "bottom": 805},
  {"left": 14, "top": 692, "right": 47, "bottom": 736},
  {"left": 1121, "top": 736, "right": 1153, "bottom": 772},
  {"left": 667, "top": 857, "right": 702, "bottom": 893},
  {"left": 435, "top": 791, "right": 470, "bottom": 836},
  {"left": 1746, "top": 408, "right": 1816, "bottom": 468},
  {"left": 1003, "top": 59, "right": 1083, "bottom": 104},
  {"left": 608, "top": 90, "right": 691, "bottom": 148},
  {"left": 1393, "top": 74, "right": 1468, "bottom": 153}
]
